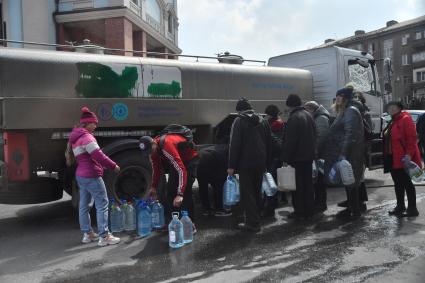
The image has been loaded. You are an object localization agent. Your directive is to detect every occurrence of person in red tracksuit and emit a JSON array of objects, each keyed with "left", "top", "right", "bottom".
[
  {"left": 139, "top": 134, "right": 199, "bottom": 225},
  {"left": 383, "top": 101, "right": 421, "bottom": 217}
]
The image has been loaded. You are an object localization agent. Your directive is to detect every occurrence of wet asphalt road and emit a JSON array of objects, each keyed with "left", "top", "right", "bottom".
[{"left": 1, "top": 171, "right": 425, "bottom": 283}]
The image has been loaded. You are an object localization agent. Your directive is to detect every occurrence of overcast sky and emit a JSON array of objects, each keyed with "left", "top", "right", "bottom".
[{"left": 177, "top": 0, "right": 425, "bottom": 62}]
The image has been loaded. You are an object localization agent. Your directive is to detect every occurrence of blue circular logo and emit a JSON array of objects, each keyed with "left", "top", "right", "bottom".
[
  {"left": 96, "top": 103, "right": 113, "bottom": 121},
  {"left": 112, "top": 103, "right": 129, "bottom": 121}
]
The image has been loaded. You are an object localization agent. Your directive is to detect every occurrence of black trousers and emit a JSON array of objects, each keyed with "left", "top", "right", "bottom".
[
  {"left": 197, "top": 167, "right": 226, "bottom": 210},
  {"left": 314, "top": 172, "right": 327, "bottom": 209},
  {"left": 165, "top": 169, "right": 195, "bottom": 222},
  {"left": 292, "top": 161, "right": 315, "bottom": 217},
  {"left": 390, "top": 169, "right": 417, "bottom": 210},
  {"left": 345, "top": 185, "right": 360, "bottom": 214},
  {"left": 239, "top": 168, "right": 263, "bottom": 227}
]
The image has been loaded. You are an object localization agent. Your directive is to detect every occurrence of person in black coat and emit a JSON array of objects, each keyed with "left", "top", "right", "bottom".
[
  {"left": 228, "top": 98, "right": 272, "bottom": 232},
  {"left": 281, "top": 94, "right": 317, "bottom": 219}
]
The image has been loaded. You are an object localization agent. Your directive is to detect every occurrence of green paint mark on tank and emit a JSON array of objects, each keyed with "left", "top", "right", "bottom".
[
  {"left": 147, "top": 81, "right": 182, "bottom": 98},
  {"left": 75, "top": 62, "right": 138, "bottom": 98}
]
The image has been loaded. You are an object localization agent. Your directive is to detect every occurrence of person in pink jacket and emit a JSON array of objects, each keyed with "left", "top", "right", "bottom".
[{"left": 69, "top": 107, "right": 121, "bottom": 246}]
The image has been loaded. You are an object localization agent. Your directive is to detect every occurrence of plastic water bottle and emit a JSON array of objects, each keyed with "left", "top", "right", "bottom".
[
  {"left": 262, "top": 172, "right": 278, "bottom": 196},
  {"left": 124, "top": 201, "right": 136, "bottom": 231},
  {"left": 402, "top": 156, "right": 424, "bottom": 182},
  {"left": 181, "top": 210, "right": 194, "bottom": 244},
  {"left": 328, "top": 163, "right": 341, "bottom": 185},
  {"left": 110, "top": 201, "right": 124, "bottom": 233},
  {"left": 316, "top": 159, "right": 325, "bottom": 175},
  {"left": 223, "top": 176, "right": 238, "bottom": 206},
  {"left": 312, "top": 161, "right": 318, "bottom": 179},
  {"left": 151, "top": 201, "right": 165, "bottom": 229},
  {"left": 234, "top": 176, "right": 240, "bottom": 203},
  {"left": 168, "top": 212, "right": 184, "bottom": 248},
  {"left": 137, "top": 201, "right": 152, "bottom": 237},
  {"left": 338, "top": 159, "right": 355, "bottom": 186}
]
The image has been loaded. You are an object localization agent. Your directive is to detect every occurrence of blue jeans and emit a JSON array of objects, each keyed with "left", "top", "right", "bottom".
[{"left": 76, "top": 176, "right": 109, "bottom": 237}]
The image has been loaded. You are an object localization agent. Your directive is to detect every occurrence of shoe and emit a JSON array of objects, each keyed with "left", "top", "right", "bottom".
[
  {"left": 236, "top": 223, "right": 261, "bottom": 233},
  {"left": 400, "top": 208, "right": 419, "bottom": 217},
  {"left": 261, "top": 209, "right": 275, "bottom": 218},
  {"left": 336, "top": 208, "right": 351, "bottom": 219},
  {"left": 388, "top": 206, "right": 406, "bottom": 216},
  {"left": 314, "top": 206, "right": 327, "bottom": 213},
  {"left": 98, "top": 233, "right": 120, "bottom": 247},
  {"left": 214, "top": 210, "right": 233, "bottom": 217},
  {"left": 337, "top": 200, "right": 348, "bottom": 208},
  {"left": 360, "top": 203, "right": 367, "bottom": 213},
  {"left": 82, "top": 232, "right": 99, "bottom": 244}
]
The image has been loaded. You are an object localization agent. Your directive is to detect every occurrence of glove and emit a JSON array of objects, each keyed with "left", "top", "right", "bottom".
[{"left": 338, "top": 155, "right": 346, "bottom": 162}]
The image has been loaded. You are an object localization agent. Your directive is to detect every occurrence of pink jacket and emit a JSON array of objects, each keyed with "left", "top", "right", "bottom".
[{"left": 69, "top": 128, "right": 116, "bottom": 178}]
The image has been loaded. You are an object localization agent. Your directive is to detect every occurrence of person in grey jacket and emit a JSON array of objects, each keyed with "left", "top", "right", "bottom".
[
  {"left": 325, "top": 87, "right": 365, "bottom": 219},
  {"left": 305, "top": 101, "right": 330, "bottom": 212}
]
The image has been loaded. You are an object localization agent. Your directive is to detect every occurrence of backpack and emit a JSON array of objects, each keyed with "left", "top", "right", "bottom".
[
  {"left": 158, "top": 124, "right": 194, "bottom": 151},
  {"left": 65, "top": 142, "right": 76, "bottom": 167}
]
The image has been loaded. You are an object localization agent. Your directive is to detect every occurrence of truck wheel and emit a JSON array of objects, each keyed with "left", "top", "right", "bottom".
[{"left": 104, "top": 150, "right": 152, "bottom": 202}]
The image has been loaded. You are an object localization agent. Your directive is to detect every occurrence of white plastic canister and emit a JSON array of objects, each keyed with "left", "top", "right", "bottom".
[{"left": 277, "top": 166, "right": 296, "bottom": 191}]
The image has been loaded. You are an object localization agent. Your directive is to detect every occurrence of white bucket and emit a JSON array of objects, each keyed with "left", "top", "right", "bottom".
[{"left": 277, "top": 166, "right": 296, "bottom": 191}]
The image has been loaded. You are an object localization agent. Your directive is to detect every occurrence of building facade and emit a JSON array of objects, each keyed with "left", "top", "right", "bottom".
[
  {"left": 319, "top": 16, "right": 425, "bottom": 108},
  {"left": 56, "top": 0, "right": 180, "bottom": 58},
  {"left": 1, "top": 0, "right": 180, "bottom": 58},
  {"left": 0, "top": 0, "right": 57, "bottom": 49}
]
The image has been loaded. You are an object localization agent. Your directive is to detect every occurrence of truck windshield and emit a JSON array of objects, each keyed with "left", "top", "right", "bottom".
[{"left": 348, "top": 60, "right": 379, "bottom": 96}]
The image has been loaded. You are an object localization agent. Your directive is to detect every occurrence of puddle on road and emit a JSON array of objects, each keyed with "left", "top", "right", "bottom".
[{"left": 340, "top": 246, "right": 400, "bottom": 272}]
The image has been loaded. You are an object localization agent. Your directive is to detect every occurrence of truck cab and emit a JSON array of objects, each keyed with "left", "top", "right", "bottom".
[{"left": 269, "top": 46, "right": 383, "bottom": 169}]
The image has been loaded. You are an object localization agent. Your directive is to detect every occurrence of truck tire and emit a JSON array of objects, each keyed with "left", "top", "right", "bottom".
[{"left": 104, "top": 149, "right": 152, "bottom": 202}]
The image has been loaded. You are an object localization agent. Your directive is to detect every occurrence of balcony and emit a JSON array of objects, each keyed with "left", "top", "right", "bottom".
[
  {"left": 411, "top": 37, "right": 425, "bottom": 51},
  {"left": 145, "top": 14, "right": 161, "bottom": 33},
  {"left": 58, "top": 0, "right": 137, "bottom": 13}
]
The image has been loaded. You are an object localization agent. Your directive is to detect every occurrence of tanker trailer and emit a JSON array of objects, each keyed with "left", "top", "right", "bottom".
[{"left": 0, "top": 47, "right": 312, "bottom": 205}]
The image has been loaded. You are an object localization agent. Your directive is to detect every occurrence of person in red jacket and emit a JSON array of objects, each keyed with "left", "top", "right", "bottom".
[
  {"left": 383, "top": 101, "right": 421, "bottom": 217},
  {"left": 140, "top": 134, "right": 199, "bottom": 225}
]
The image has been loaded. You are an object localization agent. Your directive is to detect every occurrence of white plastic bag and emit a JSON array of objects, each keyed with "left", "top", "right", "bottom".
[{"left": 277, "top": 166, "right": 296, "bottom": 191}]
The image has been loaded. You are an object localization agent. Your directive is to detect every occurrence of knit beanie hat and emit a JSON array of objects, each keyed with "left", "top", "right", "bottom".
[
  {"left": 286, "top": 94, "right": 302, "bottom": 107},
  {"left": 80, "top": 106, "right": 98, "bottom": 124},
  {"left": 265, "top": 104, "right": 281, "bottom": 118},
  {"left": 139, "top": 136, "right": 154, "bottom": 154},
  {"left": 336, "top": 87, "right": 354, "bottom": 100},
  {"left": 236, "top": 97, "right": 253, "bottom": 112}
]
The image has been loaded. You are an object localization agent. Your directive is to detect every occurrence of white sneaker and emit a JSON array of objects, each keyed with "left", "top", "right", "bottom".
[
  {"left": 82, "top": 232, "right": 99, "bottom": 244},
  {"left": 98, "top": 233, "right": 120, "bottom": 247}
]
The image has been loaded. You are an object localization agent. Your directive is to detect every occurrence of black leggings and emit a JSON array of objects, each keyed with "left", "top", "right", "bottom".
[{"left": 390, "top": 169, "right": 417, "bottom": 210}]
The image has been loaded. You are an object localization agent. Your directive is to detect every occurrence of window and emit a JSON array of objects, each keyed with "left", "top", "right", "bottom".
[
  {"left": 368, "top": 42, "right": 375, "bottom": 54},
  {"left": 402, "top": 34, "right": 410, "bottom": 45},
  {"left": 383, "top": 39, "right": 393, "bottom": 59},
  {"left": 402, "top": 54, "right": 409, "bottom": 65},
  {"left": 416, "top": 31, "right": 423, "bottom": 40},
  {"left": 412, "top": 51, "right": 425, "bottom": 63},
  {"left": 146, "top": 0, "right": 161, "bottom": 22},
  {"left": 416, "top": 71, "right": 425, "bottom": 82},
  {"left": 403, "top": 76, "right": 411, "bottom": 85},
  {"left": 168, "top": 13, "right": 173, "bottom": 33},
  {"left": 131, "top": 0, "right": 139, "bottom": 4}
]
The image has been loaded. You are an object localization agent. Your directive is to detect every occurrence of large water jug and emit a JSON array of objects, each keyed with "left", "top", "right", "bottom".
[
  {"left": 338, "top": 159, "right": 355, "bottom": 186},
  {"left": 151, "top": 201, "right": 165, "bottom": 229},
  {"left": 168, "top": 212, "right": 184, "bottom": 248},
  {"left": 181, "top": 210, "right": 194, "bottom": 244},
  {"left": 124, "top": 200, "right": 136, "bottom": 231},
  {"left": 137, "top": 201, "right": 152, "bottom": 237},
  {"left": 262, "top": 172, "right": 278, "bottom": 196},
  {"left": 277, "top": 166, "right": 296, "bottom": 191},
  {"left": 110, "top": 201, "right": 124, "bottom": 233},
  {"left": 223, "top": 176, "right": 238, "bottom": 206},
  {"left": 402, "top": 156, "right": 424, "bottom": 182},
  {"left": 328, "top": 162, "right": 341, "bottom": 185}
]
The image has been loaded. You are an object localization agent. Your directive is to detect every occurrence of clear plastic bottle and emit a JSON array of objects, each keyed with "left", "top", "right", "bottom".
[
  {"left": 137, "top": 201, "right": 152, "bottom": 237},
  {"left": 328, "top": 163, "right": 341, "bottom": 185},
  {"left": 110, "top": 200, "right": 124, "bottom": 233},
  {"left": 262, "top": 172, "right": 278, "bottom": 196},
  {"left": 151, "top": 201, "right": 165, "bottom": 229},
  {"left": 168, "top": 212, "right": 184, "bottom": 248},
  {"left": 181, "top": 210, "right": 193, "bottom": 244},
  {"left": 402, "top": 156, "right": 424, "bottom": 182},
  {"left": 124, "top": 201, "right": 136, "bottom": 231},
  {"left": 338, "top": 159, "right": 355, "bottom": 186},
  {"left": 223, "top": 176, "right": 238, "bottom": 206}
]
